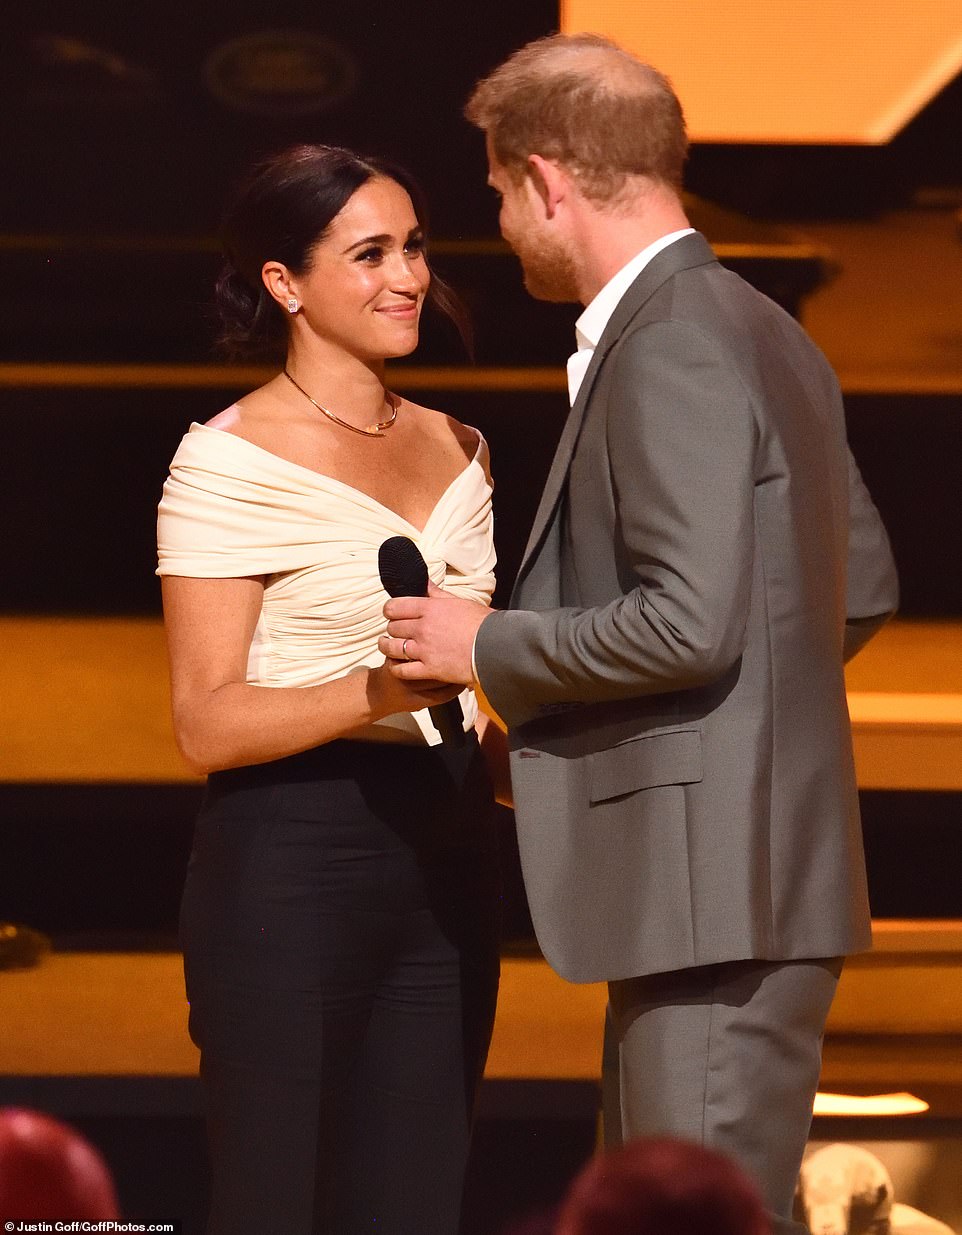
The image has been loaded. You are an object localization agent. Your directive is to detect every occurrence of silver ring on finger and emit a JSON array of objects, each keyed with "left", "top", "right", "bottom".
[{"left": 401, "top": 638, "right": 411, "bottom": 661}]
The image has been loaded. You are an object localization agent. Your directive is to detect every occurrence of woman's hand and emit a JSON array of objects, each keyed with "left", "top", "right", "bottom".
[
  {"left": 163, "top": 574, "right": 463, "bottom": 774},
  {"left": 365, "top": 660, "right": 462, "bottom": 721}
]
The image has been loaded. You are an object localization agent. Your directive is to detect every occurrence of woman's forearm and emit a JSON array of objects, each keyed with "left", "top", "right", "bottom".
[
  {"left": 173, "top": 671, "right": 377, "bottom": 774},
  {"left": 173, "top": 665, "right": 446, "bottom": 774}
]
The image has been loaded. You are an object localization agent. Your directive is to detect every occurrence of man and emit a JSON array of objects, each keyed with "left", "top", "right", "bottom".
[{"left": 381, "top": 33, "right": 898, "bottom": 1233}]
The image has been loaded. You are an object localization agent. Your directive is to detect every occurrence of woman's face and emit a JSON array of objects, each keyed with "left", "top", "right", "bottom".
[{"left": 288, "top": 176, "right": 430, "bottom": 361}]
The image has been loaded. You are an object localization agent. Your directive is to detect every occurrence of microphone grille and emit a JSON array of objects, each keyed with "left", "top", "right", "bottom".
[{"left": 378, "top": 535, "right": 430, "bottom": 598}]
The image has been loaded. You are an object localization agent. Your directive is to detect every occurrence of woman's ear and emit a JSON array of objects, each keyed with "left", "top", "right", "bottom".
[{"left": 261, "top": 261, "right": 296, "bottom": 311}]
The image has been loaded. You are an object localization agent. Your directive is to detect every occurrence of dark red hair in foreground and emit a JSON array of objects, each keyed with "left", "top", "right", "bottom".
[
  {"left": 0, "top": 1108, "right": 121, "bottom": 1221},
  {"left": 555, "top": 1138, "right": 771, "bottom": 1235}
]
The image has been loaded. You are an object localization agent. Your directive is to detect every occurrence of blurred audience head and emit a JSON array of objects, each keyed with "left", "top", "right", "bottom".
[
  {"left": 0, "top": 1108, "right": 120, "bottom": 1220},
  {"left": 502, "top": 1211, "right": 558, "bottom": 1235},
  {"left": 553, "top": 1137, "right": 771, "bottom": 1235}
]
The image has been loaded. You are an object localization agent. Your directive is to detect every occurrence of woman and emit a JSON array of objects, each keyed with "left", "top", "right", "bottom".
[{"left": 156, "top": 145, "right": 502, "bottom": 1235}]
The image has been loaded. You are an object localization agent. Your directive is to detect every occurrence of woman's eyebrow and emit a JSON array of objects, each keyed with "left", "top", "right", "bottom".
[
  {"left": 342, "top": 226, "right": 424, "bottom": 255},
  {"left": 342, "top": 232, "right": 392, "bottom": 254}
]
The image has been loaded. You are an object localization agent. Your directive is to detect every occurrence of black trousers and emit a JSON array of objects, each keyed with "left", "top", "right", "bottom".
[{"left": 180, "top": 735, "right": 501, "bottom": 1235}]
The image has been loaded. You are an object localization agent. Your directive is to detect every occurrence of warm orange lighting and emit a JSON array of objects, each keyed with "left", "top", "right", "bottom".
[
  {"left": 561, "top": 1, "right": 962, "bottom": 143},
  {"left": 814, "top": 1091, "right": 930, "bottom": 1117}
]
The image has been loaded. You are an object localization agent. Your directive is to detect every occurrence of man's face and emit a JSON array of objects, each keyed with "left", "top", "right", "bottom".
[{"left": 486, "top": 139, "right": 579, "bottom": 303}]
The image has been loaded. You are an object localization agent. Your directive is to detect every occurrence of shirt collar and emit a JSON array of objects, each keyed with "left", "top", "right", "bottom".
[{"left": 574, "top": 228, "right": 696, "bottom": 351}]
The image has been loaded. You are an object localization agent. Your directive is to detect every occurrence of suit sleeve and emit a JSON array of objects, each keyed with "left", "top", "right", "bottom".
[
  {"left": 475, "top": 320, "right": 757, "bottom": 728},
  {"left": 843, "top": 451, "right": 898, "bottom": 661}
]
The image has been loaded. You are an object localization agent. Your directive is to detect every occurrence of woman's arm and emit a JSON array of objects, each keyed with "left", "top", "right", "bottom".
[{"left": 163, "top": 574, "right": 460, "bottom": 775}]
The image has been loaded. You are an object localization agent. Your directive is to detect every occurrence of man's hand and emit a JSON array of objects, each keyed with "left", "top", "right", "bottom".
[{"left": 381, "top": 581, "right": 494, "bottom": 685}]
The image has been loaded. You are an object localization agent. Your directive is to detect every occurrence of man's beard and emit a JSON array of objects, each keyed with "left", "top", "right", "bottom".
[{"left": 511, "top": 231, "right": 579, "bottom": 303}]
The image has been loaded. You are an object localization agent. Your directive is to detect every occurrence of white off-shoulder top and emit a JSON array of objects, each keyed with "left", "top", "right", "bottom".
[{"left": 156, "top": 423, "right": 496, "bottom": 745}]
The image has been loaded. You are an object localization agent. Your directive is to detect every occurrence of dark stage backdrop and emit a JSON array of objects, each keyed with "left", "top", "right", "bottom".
[{"left": 0, "top": 0, "right": 558, "bottom": 238}]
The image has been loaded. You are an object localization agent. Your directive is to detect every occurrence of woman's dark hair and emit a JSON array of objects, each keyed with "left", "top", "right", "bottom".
[{"left": 214, "top": 143, "right": 472, "bottom": 360}]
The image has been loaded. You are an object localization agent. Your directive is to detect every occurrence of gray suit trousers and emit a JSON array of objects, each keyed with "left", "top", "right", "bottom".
[{"left": 604, "top": 957, "right": 842, "bottom": 1235}]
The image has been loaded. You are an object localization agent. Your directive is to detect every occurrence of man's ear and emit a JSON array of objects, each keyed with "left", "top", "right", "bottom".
[{"left": 527, "top": 154, "right": 568, "bottom": 218}]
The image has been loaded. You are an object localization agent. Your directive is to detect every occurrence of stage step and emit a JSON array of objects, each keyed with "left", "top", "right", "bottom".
[
  {"left": 0, "top": 209, "right": 829, "bottom": 364},
  {"left": 1, "top": 615, "right": 959, "bottom": 940},
  {"left": 2, "top": 931, "right": 961, "bottom": 1118},
  {"left": 1, "top": 366, "right": 959, "bottom": 617},
  {"left": 2, "top": 616, "right": 959, "bottom": 789}
]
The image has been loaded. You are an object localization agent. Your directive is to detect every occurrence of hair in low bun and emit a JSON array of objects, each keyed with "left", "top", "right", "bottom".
[
  {"left": 212, "top": 143, "right": 471, "bottom": 361},
  {"left": 213, "top": 263, "right": 281, "bottom": 361}
]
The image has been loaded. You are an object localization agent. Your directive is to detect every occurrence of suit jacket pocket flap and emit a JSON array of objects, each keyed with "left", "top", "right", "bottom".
[{"left": 588, "top": 730, "right": 702, "bottom": 803}]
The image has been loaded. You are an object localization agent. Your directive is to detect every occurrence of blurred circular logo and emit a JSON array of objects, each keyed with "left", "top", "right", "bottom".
[{"left": 204, "top": 30, "right": 356, "bottom": 117}]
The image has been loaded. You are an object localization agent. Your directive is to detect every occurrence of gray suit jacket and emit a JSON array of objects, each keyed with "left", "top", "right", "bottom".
[{"left": 475, "top": 232, "right": 898, "bottom": 984}]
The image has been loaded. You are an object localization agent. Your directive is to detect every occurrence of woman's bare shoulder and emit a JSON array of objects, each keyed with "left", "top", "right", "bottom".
[
  {"left": 204, "top": 403, "right": 244, "bottom": 433},
  {"left": 402, "top": 397, "right": 482, "bottom": 461},
  {"left": 204, "top": 380, "right": 286, "bottom": 437}
]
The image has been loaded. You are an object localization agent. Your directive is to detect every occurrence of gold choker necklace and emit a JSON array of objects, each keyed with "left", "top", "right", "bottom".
[{"left": 283, "top": 369, "right": 399, "bottom": 438}]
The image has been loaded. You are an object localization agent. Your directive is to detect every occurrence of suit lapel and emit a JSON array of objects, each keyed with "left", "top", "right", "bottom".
[
  {"left": 513, "top": 232, "right": 718, "bottom": 591},
  {"left": 515, "top": 347, "right": 602, "bottom": 570}
]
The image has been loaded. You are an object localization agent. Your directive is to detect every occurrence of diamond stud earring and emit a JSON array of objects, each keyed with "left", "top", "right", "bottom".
[{"left": 287, "top": 297, "right": 299, "bottom": 314}]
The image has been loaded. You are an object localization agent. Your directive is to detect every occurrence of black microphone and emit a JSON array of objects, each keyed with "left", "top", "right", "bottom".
[{"left": 378, "top": 536, "right": 466, "bottom": 747}]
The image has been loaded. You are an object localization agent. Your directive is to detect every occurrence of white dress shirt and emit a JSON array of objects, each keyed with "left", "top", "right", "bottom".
[{"left": 566, "top": 229, "right": 695, "bottom": 405}]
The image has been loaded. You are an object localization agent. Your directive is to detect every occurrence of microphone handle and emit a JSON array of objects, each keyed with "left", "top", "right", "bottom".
[
  {"left": 377, "top": 536, "right": 467, "bottom": 747},
  {"left": 428, "top": 699, "right": 467, "bottom": 748}
]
